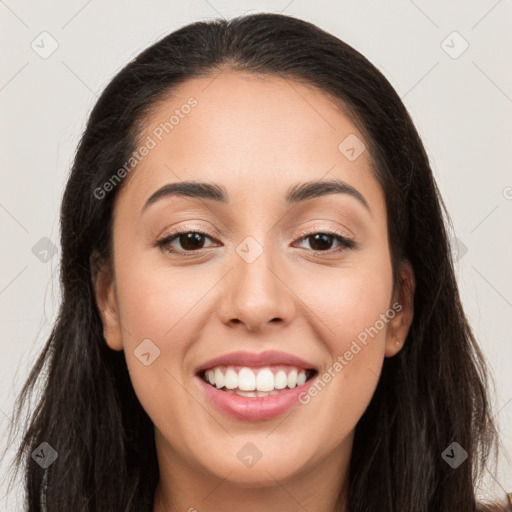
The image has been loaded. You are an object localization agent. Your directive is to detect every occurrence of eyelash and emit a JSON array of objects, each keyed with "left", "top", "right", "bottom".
[{"left": 155, "top": 227, "right": 357, "bottom": 255}]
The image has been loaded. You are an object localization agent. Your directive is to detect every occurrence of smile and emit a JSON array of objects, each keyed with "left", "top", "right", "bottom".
[
  {"left": 200, "top": 365, "right": 316, "bottom": 397},
  {"left": 196, "top": 365, "right": 320, "bottom": 421}
]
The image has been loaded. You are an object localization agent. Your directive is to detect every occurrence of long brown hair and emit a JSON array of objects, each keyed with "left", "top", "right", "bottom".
[{"left": 4, "top": 12, "right": 504, "bottom": 511}]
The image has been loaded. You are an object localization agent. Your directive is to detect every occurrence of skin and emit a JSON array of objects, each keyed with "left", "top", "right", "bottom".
[{"left": 93, "top": 71, "right": 415, "bottom": 512}]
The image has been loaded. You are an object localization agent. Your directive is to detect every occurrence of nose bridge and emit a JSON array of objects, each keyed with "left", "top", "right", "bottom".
[{"left": 219, "top": 234, "right": 294, "bottom": 331}]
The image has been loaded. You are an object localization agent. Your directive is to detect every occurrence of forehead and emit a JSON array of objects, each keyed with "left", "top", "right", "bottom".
[{"left": 116, "top": 71, "right": 383, "bottom": 214}]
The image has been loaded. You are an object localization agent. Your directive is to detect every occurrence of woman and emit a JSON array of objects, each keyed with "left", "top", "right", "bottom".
[{"left": 5, "top": 12, "right": 509, "bottom": 512}]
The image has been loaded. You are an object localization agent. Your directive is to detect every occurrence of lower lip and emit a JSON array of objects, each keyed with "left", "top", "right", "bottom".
[{"left": 196, "top": 374, "right": 317, "bottom": 421}]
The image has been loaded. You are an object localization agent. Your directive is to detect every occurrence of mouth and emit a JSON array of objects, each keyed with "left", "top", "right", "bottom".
[
  {"left": 197, "top": 365, "right": 318, "bottom": 397},
  {"left": 194, "top": 350, "right": 320, "bottom": 420}
]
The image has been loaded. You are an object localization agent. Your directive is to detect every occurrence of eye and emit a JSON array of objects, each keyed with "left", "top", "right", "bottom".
[
  {"left": 156, "top": 229, "right": 219, "bottom": 254},
  {"left": 155, "top": 228, "right": 356, "bottom": 256},
  {"left": 293, "top": 230, "right": 356, "bottom": 253}
]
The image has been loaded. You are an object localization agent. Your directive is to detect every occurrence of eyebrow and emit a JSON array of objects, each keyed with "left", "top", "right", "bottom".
[{"left": 141, "top": 179, "right": 370, "bottom": 214}]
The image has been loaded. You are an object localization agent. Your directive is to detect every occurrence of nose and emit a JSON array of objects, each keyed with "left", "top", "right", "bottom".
[{"left": 217, "top": 242, "right": 296, "bottom": 333}]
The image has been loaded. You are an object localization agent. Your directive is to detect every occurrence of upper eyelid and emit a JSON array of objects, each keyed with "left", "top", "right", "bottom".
[
  {"left": 158, "top": 226, "right": 352, "bottom": 240},
  {"left": 158, "top": 219, "right": 353, "bottom": 237},
  {"left": 295, "top": 225, "right": 352, "bottom": 240},
  {"left": 159, "top": 226, "right": 219, "bottom": 242}
]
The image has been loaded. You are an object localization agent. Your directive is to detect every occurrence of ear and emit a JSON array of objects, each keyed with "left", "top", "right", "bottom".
[
  {"left": 91, "top": 253, "right": 123, "bottom": 351},
  {"left": 385, "top": 259, "right": 415, "bottom": 357}
]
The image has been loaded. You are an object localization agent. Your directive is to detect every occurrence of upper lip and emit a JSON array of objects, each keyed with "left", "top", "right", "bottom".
[{"left": 195, "top": 350, "right": 317, "bottom": 374}]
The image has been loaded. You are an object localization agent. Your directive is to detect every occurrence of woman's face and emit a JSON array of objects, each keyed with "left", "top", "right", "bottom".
[{"left": 94, "top": 71, "right": 413, "bottom": 503}]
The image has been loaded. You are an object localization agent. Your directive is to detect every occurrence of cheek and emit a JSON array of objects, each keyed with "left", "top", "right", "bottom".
[
  {"left": 114, "top": 251, "right": 219, "bottom": 343},
  {"left": 291, "top": 255, "right": 393, "bottom": 438},
  {"left": 293, "top": 256, "right": 393, "bottom": 346},
  {"left": 111, "top": 251, "right": 219, "bottom": 421}
]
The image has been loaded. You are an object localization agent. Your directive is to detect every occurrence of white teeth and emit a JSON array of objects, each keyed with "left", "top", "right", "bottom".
[
  {"left": 238, "top": 367, "right": 256, "bottom": 391},
  {"left": 203, "top": 365, "right": 310, "bottom": 393},
  {"left": 274, "top": 370, "right": 288, "bottom": 389},
  {"left": 214, "top": 368, "right": 224, "bottom": 389},
  {"left": 224, "top": 368, "right": 238, "bottom": 389},
  {"left": 256, "top": 368, "right": 274, "bottom": 392},
  {"left": 287, "top": 369, "right": 298, "bottom": 388},
  {"left": 236, "top": 390, "right": 257, "bottom": 397}
]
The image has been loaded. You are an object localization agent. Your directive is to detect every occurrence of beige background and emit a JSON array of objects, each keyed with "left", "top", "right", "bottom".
[{"left": 1, "top": 0, "right": 511, "bottom": 508}]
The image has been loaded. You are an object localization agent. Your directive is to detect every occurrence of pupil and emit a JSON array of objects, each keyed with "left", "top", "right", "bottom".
[
  {"left": 310, "top": 234, "right": 332, "bottom": 251},
  {"left": 180, "top": 233, "right": 204, "bottom": 250}
]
